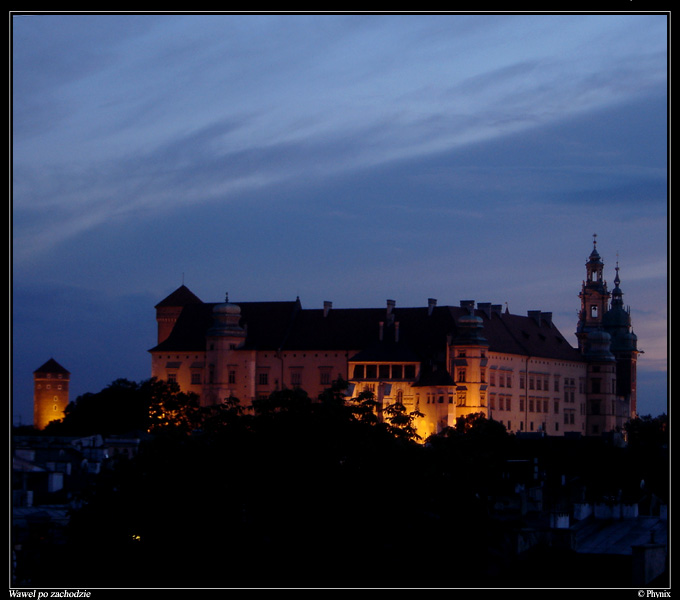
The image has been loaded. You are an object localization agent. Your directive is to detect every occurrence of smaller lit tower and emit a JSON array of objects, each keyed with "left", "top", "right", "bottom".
[{"left": 33, "top": 358, "right": 70, "bottom": 430}]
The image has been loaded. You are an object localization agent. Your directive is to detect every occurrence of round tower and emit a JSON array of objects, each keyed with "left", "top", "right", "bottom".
[
  {"left": 204, "top": 294, "right": 247, "bottom": 406},
  {"left": 33, "top": 358, "right": 70, "bottom": 430},
  {"left": 451, "top": 310, "right": 490, "bottom": 422}
]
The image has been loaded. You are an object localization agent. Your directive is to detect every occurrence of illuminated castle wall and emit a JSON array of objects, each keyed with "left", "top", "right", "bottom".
[{"left": 149, "top": 240, "right": 638, "bottom": 439}]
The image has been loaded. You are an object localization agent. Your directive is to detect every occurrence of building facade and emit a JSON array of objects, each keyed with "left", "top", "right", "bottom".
[{"left": 149, "top": 240, "right": 638, "bottom": 439}]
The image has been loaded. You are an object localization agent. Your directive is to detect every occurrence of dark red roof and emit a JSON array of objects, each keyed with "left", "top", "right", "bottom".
[
  {"left": 34, "top": 358, "right": 70, "bottom": 375},
  {"left": 149, "top": 292, "right": 583, "bottom": 364},
  {"left": 154, "top": 285, "right": 203, "bottom": 309}
]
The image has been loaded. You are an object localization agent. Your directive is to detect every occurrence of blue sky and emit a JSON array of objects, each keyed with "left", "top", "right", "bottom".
[{"left": 12, "top": 13, "right": 668, "bottom": 424}]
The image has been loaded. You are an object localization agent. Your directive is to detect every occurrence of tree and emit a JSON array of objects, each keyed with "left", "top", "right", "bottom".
[
  {"left": 453, "top": 412, "right": 508, "bottom": 437},
  {"left": 346, "top": 386, "right": 380, "bottom": 426},
  {"left": 44, "top": 378, "right": 149, "bottom": 435},
  {"left": 145, "top": 377, "right": 202, "bottom": 434},
  {"left": 251, "top": 386, "right": 312, "bottom": 416},
  {"left": 382, "top": 399, "right": 424, "bottom": 442},
  {"left": 42, "top": 377, "right": 202, "bottom": 436}
]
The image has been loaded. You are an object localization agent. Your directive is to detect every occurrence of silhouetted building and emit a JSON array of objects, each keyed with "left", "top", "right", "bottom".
[{"left": 150, "top": 238, "right": 639, "bottom": 439}]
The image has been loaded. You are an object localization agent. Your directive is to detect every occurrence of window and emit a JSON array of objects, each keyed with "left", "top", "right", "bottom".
[
  {"left": 291, "top": 370, "right": 302, "bottom": 387},
  {"left": 259, "top": 372, "right": 269, "bottom": 386},
  {"left": 404, "top": 365, "right": 416, "bottom": 379},
  {"left": 391, "top": 365, "right": 403, "bottom": 379},
  {"left": 379, "top": 365, "right": 390, "bottom": 379},
  {"left": 320, "top": 370, "right": 331, "bottom": 386},
  {"left": 228, "top": 370, "right": 236, "bottom": 384},
  {"left": 366, "top": 365, "right": 377, "bottom": 379},
  {"left": 353, "top": 364, "right": 365, "bottom": 379},
  {"left": 591, "top": 305, "right": 598, "bottom": 318},
  {"left": 167, "top": 373, "right": 177, "bottom": 383},
  {"left": 191, "top": 372, "right": 201, "bottom": 385},
  {"left": 457, "top": 369, "right": 466, "bottom": 383}
]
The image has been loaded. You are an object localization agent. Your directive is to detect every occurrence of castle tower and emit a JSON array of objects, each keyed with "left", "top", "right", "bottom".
[
  {"left": 583, "top": 330, "right": 618, "bottom": 435},
  {"left": 451, "top": 303, "right": 490, "bottom": 421},
  {"left": 576, "top": 235, "right": 611, "bottom": 352},
  {"left": 203, "top": 294, "right": 247, "bottom": 406},
  {"left": 602, "top": 261, "right": 639, "bottom": 419},
  {"left": 33, "top": 358, "right": 70, "bottom": 430},
  {"left": 155, "top": 284, "right": 203, "bottom": 345}
]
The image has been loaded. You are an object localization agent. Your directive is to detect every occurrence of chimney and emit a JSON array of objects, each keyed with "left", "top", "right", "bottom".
[
  {"left": 386, "top": 299, "right": 396, "bottom": 325},
  {"left": 428, "top": 298, "right": 437, "bottom": 316},
  {"left": 541, "top": 312, "right": 553, "bottom": 326},
  {"left": 395, "top": 321, "right": 400, "bottom": 343},
  {"left": 323, "top": 301, "right": 332, "bottom": 317},
  {"left": 477, "top": 302, "right": 492, "bottom": 318},
  {"left": 460, "top": 300, "right": 475, "bottom": 315},
  {"left": 528, "top": 310, "right": 541, "bottom": 325},
  {"left": 491, "top": 304, "right": 503, "bottom": 317}
]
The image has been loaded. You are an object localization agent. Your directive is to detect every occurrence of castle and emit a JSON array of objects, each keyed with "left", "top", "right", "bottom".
[{"left": 149, "top": 238, "right": 639, "bottom": 439}]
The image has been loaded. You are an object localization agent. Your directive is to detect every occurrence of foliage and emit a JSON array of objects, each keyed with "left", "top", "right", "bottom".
[
  {"left": 382, "top": 398, "right": 424, "bottom": 442},
  {"left": 42, "top": 377, "right": 201, "bottom": 436},
  {"left": 21, "top": 378, "right": 669, "bottom": 588}
]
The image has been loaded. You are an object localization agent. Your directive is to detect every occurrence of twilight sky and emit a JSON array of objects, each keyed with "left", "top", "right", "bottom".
[{"left": 11, "top": 13, "right": 668, "bottom": 425}]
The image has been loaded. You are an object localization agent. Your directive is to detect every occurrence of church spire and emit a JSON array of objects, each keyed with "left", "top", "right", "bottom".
[{"left": 577, "top": 235, "right": 610, "bottom": 351}]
